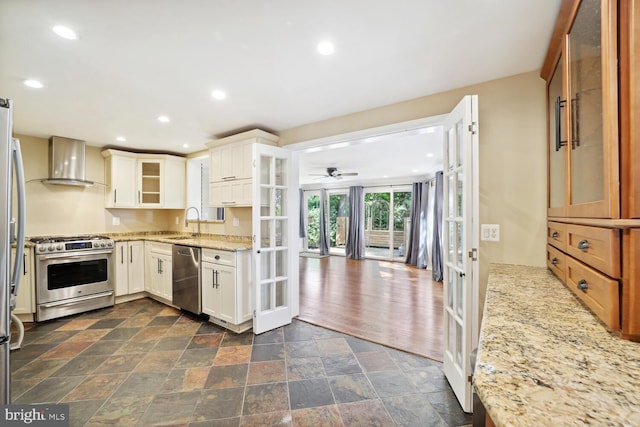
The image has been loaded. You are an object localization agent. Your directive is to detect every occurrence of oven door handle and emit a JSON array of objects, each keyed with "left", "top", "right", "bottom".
[
  {"left": 38, "top": 250, "right": 114, "bottom": 260},
  {"left": 39, "top": 291, "right": 114, "bottom": 308}
]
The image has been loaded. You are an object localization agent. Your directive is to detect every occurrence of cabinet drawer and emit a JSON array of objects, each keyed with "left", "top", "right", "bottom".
[
  {"left": 547, "top": 245, "right": 566, "bottom": 284},
  {"left": 202, "top": 248, "right": 236, "bottom": 267},
  {"left": 566, "top": 224, "right": 620, "bottom": 278},
  {"left": 565, "top": 257, "right": 620, "bottom": 330},
  {"left": 147, "top": 242, "right": 172, "bottom": 256},
  {"left": 547, "top": 222, "right": 566, "bottom": 251}
]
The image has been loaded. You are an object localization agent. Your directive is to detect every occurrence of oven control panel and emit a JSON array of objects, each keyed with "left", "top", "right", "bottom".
[{"left": 35, "top": 238, "right": 114, "bottom": 253}]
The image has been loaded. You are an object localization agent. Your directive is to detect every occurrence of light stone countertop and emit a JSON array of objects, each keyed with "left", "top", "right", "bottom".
[
  {"left": 107, "top": 232, "right": 252, "bottom": 251},
  {"left": 474, "top": 264, "right": 640, "bottom": 427}
]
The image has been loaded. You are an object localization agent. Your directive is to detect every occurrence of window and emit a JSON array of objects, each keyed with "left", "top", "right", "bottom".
[{"left": 186, "top": 156, "right": 224, "bottom": 221}]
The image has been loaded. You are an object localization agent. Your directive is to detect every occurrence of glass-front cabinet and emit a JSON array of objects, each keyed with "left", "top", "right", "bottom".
[{"left": 546, "top": 0, "right": 619, "bottom": 218}]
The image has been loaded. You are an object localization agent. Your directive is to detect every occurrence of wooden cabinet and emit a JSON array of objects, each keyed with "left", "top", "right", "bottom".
[
  {"left": 145, "top": 242, "right": 172, "bottom": 302},
  {"left": 114, "top": 241, "right": 145, "bottom": 298},
  {"left": 10, "top": 247, "right": 34, "bottom": 318},
  {"left": 207, "top": 129, "right": 278, "bottom": 208},
  {"left": 544, "top": 0, "right": 619, "bottom": 219},
  {"left": 542, "top": 0, "right": 640, "bottom": 341},
  {"left": 201, "top": 248, "right": 252, "bottom": 332},
  {"left": 102, "top": 149, "right": 185, "bottom": 209}
]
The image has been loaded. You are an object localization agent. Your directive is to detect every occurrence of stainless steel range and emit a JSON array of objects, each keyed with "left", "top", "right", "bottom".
[{"left": 31, "top": 235, "right": 115, "bottom": 321}]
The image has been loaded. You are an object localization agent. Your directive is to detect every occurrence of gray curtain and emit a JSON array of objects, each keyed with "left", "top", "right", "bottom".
[
  {"left": 405, "top": 182, "right": 429, "bottom": 268},
  {"left": 299, "top": 189, "right": 306, "bottom": 238},
  {"left": 319, "top": 189, "right": 329, "bottom": 255},
  {"left": 432, "top": 171, "right": 444, "bottom": 281},
  {"left": 346, "top": 186, "right": 365, "bottom": 260}
]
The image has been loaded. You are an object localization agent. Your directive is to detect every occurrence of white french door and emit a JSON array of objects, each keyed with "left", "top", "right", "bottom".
[
  {"left": 442, "top": 95, "right": 479, "bottom": 413},
  {"left": 252, "top": 144, "right": 299, "bottom": 334}
]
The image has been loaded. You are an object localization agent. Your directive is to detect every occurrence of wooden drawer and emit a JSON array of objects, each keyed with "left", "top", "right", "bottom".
[
  {"left": 547, "top": 245, "right": 566, "bottom": 284},
  {"left": 547, "top": 222, "right": 566, "bottom": 251},
  {"left": 202, "top": 248, "right": 236, "bottom": 267},
  {"left": 566, "top": 224, "right": 620, "bottom": 278},
  {"left": 565, "top": 257, "right": 620, "bottom": 330}
]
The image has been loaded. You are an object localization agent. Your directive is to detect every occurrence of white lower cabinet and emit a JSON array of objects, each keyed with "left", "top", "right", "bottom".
[
  {"left": 10, "top": 247, "right": 35, "bottom": 319},
  {"left": 201, "top": 248, "right": 252, "bottom": 332},
  {"left": 114, "top": 241, "right": 145, "bottom": 298},
  {"left": 145, "top": 242, "right": 173, "bottom": 303}
]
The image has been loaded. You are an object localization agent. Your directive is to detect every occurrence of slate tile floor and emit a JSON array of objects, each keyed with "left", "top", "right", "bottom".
[{"left": 10, "top": 298, "right": 472, "bottom": 426}]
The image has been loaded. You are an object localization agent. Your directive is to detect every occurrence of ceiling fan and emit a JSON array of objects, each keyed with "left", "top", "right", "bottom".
[{"left": 310, "top": 167, "right": 358, "bottom": 179}]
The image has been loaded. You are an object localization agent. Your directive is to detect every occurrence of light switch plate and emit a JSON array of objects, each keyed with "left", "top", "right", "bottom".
[
  {"left": 233, "top": 218, "right": 240, "bottom": 227},
  {"left": 481, "top": 224, "right": 500, "bottom": 241},
  {"left": 112, "top": 217, "right": 120, "bottom": 226}
]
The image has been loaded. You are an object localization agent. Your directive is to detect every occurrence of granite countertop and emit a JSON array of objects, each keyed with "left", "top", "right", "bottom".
[
  {"left": 474, "top": 264, "right": 640, "bottom": 426},
  {"left": 108, "top": 232, "right": 252, "bottom": 251}
]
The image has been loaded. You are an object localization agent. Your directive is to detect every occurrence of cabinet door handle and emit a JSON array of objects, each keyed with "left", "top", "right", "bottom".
[
  {"left": 571, "top": 95, "right": 580, "bottom": 149},
  {"left": 577, "top": 279, "right": 588, "bottom": 292},
  {"left": 138, "top": 190, "right": 141, "bottom": 204},
  {"left": 130, "top": 247, "right": 133, "bottom": 264},
  {"left": 552, "top": 231, "right": 559, "bottom": 239},
  {"left": 23, "top": 254, "right": 26, "bottom": 275},
  {"left": 555, "top": 96, "right": 567, "bottom": 151},
  {"left": 551, "top": 258, "right": 558, "bottom": 266},
  {"left": 114, "top": 189, "right": 117, "bottom": 204},
  {"left": 215, "top": 255, "right": 220, "bottom": 260},
  {"left": 212, "top": 271, "right": 216, "bottom": 288},
  {"left": 121, "top": 246, "right": 124, "bottom": 264},
  {"left": 577, "top": 240, "right": 589, "bottom": 251},
  {"left": 222, "top": 175, "right": 236, "bottom": 180}
]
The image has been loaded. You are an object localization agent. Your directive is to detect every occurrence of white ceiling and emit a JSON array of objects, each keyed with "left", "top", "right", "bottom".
[{"left": 0, "top": 0, "right": 560, "bottom": 185}]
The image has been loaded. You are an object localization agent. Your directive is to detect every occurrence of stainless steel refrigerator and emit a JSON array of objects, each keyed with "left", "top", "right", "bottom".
[{"left": 0, "top": 98, "right": 26, "bottom": 404}]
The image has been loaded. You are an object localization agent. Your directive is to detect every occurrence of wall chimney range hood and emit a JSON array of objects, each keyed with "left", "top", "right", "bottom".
[{"left": 43, "top": 136, "right": 94, "bottom": 186}]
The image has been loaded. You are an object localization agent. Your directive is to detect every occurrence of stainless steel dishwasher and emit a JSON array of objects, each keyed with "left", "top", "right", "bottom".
[{"left": 172, "top": 245, "right": 201, "bottom": 314}]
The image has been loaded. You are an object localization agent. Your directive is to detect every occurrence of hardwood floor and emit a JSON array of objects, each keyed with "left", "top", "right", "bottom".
[{"left": 298, "top": 256, "right": 444, "bottom": 361}]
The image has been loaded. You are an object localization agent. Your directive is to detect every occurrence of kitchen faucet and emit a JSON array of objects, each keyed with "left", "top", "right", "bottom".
[{"left": 185, "top": 206, "right": 201, "bottom": 237}]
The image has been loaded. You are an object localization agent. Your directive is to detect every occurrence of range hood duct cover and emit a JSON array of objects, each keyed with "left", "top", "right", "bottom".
[{"left": 45, "top": 136, "right": 94, "bottom": 186}]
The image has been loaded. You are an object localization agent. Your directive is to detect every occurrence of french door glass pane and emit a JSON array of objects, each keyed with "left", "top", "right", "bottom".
[
  {"left": 275, "top": 188, "right": 285, "bottom": 216},
  {"left": 276, "top": 250, "right": 285, "bottom": 277},
  {"left": 306, "top": 194, "right": 320, "bottom": 250},
  {"left": 261, "top": 220, "right": 271, "bottom": 248},
  {"left": 448, "top": 176, "right": 455, "bottom": 218},
  {"left": 276, "top": 280, "right": 286, "bottom": 307},
  {"left": 275, "top": 158, "right": 286, "bottom": 185},
  {"left": 260, "top": 156, "right": 271, "bottom": 184},
  {"left": 275, "top": 220, "right": 287, "bottom": 246},
  {"left": 365, "top": 192, "right": 391, "bottom": 258},
  {"left": 261, "top": 252, "right": 272, "bottom": 280},
  {"left": 261, "top": 282, "right": 272, "bottom": 311},
  {"left": 329, "top": 193, "right": 349, "bottom": 253},
  {"left": 393, "top": 191, "right": 411, "bottom": 261}
]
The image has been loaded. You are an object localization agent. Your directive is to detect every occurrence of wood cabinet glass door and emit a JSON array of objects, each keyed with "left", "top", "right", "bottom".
[
  {"left": 548, "top": 58, "right": 566, "bottom": 217},
  {"left": 566, "top": 0, "right": 618, "bottom": 218}
]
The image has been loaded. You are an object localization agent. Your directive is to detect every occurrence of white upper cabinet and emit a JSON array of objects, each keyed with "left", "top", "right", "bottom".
[
  {"left": 207, "top": 129, "right": 278, "bottom": 207},
  {"left": 102, "top": 149, "right": 185, "bottom": 209}
]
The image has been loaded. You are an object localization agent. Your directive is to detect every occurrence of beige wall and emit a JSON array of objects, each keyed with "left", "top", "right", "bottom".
[
  {"left": 279, "top": 70, "right": 548, "bottom": 310},
  {"left": 16, "top": 134, "right": 254, "bottom": 237}
]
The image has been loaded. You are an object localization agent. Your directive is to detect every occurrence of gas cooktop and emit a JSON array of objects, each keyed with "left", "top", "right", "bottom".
[{"left": 30, "top": 235, "right": 114, "bottom": 253}]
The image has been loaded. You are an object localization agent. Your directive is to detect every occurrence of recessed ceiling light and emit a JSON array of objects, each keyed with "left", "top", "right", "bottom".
[
  {"left": 157, "top": 115, "right": 170, "bottom": 123},
  {"left": 426, "top": 153, "right": 434, "bottom": 158},
  {"left": 211, "top": 90, "right": 226, "bottom": 100},
  {"left": 317, "top": 41, "right": 335, "bottom": 55},
  {"left": 412, "top": 169, "right": 419, "bottom": 173},
  {"left": 382, "top": 175, "right": 389, "bottom": 179},
  {"left": 24, "top": 79, "right": 44, "bottom": 89},
  {"left": 182, "top": 143, "right": 189, "bottom": 148},
  {"left": 52, "top": 25, "right": 77, "bottom": 40},
  {"left": 116, "top": 136, "right": 126, "bottom": 142}
]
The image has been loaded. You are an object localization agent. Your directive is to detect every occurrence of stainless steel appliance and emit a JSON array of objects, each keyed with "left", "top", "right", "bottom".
[
  {"left": 1, "top": 98, "right": 26, "bottom": 404},
  {"left": 31, "top": 235, "right": 115, "bottom": 322},
  {"left": 172, "top": 245, "right": 201, "bottom": 314}
]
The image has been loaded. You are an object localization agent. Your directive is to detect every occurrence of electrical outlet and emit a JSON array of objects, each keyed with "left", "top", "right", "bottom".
[
  {"left": 481, "top": 224, "right": 500, "bottom": 242},
  {"left": 175, "top": 216, "right": 180, "bottom": 225},
  {"left": 112, "top": 217, "right": 120, "bottom": 226},
  {"left": 233, "top": 218, "right": 240, "bottom": 227}
]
